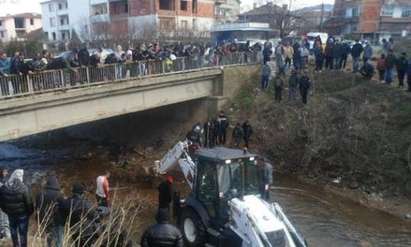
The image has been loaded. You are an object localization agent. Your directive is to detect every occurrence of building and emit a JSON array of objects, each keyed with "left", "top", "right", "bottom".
[
  {"left": 41, "top": 0, "right": 90, "bottom": 43},
  {"left": 0, "top": 13, "right": 42, "bottom": 42},
  {"left": 215, "top": 0, "right": 241, "bottom": 24},
  {"left": 127, "top": 0, "right": 216, "bottom": 38},
  {"left": 326, "top": 0, "right": 411, "bottom": 40},
  {"left": 292, "top": 4, "right": 333, "bottom": 32},
  {"left": 42, "top": 0, "right": 217, "bottom": 42},
  {"left": 211, "top": 22, "right": 274, "bottom": 43}
]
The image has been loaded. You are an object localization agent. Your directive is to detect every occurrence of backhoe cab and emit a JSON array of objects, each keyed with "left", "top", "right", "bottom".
[{"left": 177, "top": 147, "right": 266, "bottom": 246}]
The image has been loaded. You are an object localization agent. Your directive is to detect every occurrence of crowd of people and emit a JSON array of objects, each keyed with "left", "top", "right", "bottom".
[
  {"left": 263, "top": 36, "right": 411, "bottom": 98},
  {"left": 186, "top": 111, "right": 253, "bottom": 149},
  {"left": 0, "top": 168, "right": 133, "bottom": 247},
  {"left": 0, "top": 41, "right": 260, "bottom": 78}
]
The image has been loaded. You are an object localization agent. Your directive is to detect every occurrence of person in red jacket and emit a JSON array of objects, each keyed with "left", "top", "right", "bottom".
[{"left": 96, "top": 171, "right": 110, "bottom": 207}]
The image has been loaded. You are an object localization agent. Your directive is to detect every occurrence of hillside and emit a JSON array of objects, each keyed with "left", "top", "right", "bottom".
[{"left": 227, "top": 70, "right": 411, "bottom": 197}]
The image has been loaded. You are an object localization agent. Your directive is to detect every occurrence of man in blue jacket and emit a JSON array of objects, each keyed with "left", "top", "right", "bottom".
[{"left": 0, "top": 52, "right": 10, "bottom": 76}]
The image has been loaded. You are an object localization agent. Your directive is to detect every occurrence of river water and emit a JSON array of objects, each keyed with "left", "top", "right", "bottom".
[{"left": 1, "top": 142, "right": 411, "bottom": 247}]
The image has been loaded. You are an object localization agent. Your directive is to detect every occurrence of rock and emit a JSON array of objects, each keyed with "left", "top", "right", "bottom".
[{"left": 349, "top": 181, "right": 360, "bottom": 190}]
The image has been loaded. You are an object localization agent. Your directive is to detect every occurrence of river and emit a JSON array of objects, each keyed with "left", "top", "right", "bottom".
[{"left": 1, "top": 142, "right": 411, "bottom": 247}]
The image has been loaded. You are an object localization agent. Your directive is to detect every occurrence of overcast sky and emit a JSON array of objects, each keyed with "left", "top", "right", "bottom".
[{"left": 0, "top": 0, "right": 335, "bottom": 16}]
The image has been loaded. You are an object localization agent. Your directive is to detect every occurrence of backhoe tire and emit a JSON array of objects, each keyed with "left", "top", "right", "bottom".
[{"left": 179, "top": 207, "right": 207, "bottom": 247}]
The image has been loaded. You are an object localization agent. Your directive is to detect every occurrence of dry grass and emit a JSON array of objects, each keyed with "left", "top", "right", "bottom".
[{"left": 28, "top": 192, "right": 148, "bottom": 247}]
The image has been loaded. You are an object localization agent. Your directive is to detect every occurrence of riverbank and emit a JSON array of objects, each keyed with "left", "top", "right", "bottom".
[{"left": 226, "top": 68, "right": 411, "bottom": 221}]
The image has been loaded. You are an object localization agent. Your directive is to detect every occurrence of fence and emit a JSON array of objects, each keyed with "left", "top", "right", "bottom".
[{"left": 0, "top": 52, "right": 259, "bottom": 99}]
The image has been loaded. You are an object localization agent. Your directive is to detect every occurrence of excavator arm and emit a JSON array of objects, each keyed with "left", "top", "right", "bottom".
[{"left": 155, "top": 141, "right": 197, "bottom": 189}]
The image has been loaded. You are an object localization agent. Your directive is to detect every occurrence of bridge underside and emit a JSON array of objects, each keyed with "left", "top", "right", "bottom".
[{"left": 0, "top": 69, "right": 223, "bottom": 142}]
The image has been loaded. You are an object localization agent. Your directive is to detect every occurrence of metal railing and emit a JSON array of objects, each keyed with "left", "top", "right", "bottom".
[{"left": 0, "top": 52, "right": 259, "bottom": 99}]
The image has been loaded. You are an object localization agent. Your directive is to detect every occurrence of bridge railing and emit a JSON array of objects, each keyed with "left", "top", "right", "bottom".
[{"left": 0, "top": 52, "right": 259, "bottom": 99}]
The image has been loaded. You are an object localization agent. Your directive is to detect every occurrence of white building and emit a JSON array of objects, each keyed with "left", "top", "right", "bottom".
[
  {"left": 215, "top": 0, "right": 241, "bottom": 24},
  {"left": 41, "top": 0, "right": 90, "bottom": 43},
  {"left": 0, "top": 13, "right": 42, "bottom": 42}
]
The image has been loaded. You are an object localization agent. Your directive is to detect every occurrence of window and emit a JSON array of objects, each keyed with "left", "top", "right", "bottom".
[
  {"left": 352, "top": 7, "right": 359, "bottom": 17},
  {"left": 180, "top": 0, "right": 188, "bottom": 11},
  {"left": 62, "top": 32, "right": 66, "bottom": 40},
  {"left": 14, "top": 18, "right": 25, "bottom": 29},
  {"left": 0, "top": 20, "right": 2, "bottom": 26},
  {"left": 30, "top": 18, "right": 34, "bottom": 25},
  {"left": 382, "top": 5, "right": 394, "bottom": 16},
  {"left": 50, "top": 17, "right": 56, "bottom": 27},
  {"left": 0, "top": 31, "right": 4, "bottom": 38},
  {"left": 49, "top": 3, "right": 54, "bottom": 12},
  {"left": 159, "top": 0, "right": 173, "bottom": 10},
  {"left": 197, "top": 164, "right": 218, "bottom": 218},
  {"left": 402, "top": 6, "right": 411, "bottom": 17},
  {"left": 58, "top": 3, "right": 62, "bottom": 10},
  {"left": 52, "top": 32, "right": 56, "bottom": 40}
]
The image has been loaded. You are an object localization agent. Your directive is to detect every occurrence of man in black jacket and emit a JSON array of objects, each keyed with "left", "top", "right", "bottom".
[
  {"left": 0, "top": 169, "right": 33, "bottom": 247},
  {"left": 351, "top": 40, "right": 364, "bottom": 73},
  {"left": 35, "top": 175, "right": 65, "bottom": 247},
  {"left": 141, "top": 208, "right": 183, "bottom": 247},
  {"left": 232, "top": 123, "right": 244, "bottom": 147},
  {"left": 299, "top": 71, "right": 312, "bottom": 105},
  {"left": 242, "top": 121, "right": 253, "bottom": 148},
  {"left": 396, "top": 52, "right": 408, "bottom": 88},
  {"left": 158, "top": 176, "right": 174, "bottom": 211},
  {"left": 217, "top": 111, "right": 229, "bottom": 145},
  {"left": 61, "top": 183, "right": 99, "bottom": 247}
]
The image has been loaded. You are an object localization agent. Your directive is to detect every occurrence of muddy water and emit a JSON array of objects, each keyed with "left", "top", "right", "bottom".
[
  {"left": 1, "top": 143, "right": 411, "bottom": 247},
  {"left": 272, "top": 176, "right": 411, "bottom": 247}
]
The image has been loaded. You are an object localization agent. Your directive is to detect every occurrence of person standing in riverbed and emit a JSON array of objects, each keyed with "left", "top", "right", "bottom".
[
  {"left": 0, "top": 169, "right": 10, "bottom": 240},
  {"left": 35, "top": 175, "right": 65, "bottom": 247},
  {"left": 0, "top": 169, "right": 34, "bottom": 247},
  {"left": 158, "top": 175, "right": 174, "bottom": 212},
  {"left": 140, "top": 208, "right": 183, "bottom": 247},
  {"left": 96, "top": 171, "right": 110, "bottom": 207}
]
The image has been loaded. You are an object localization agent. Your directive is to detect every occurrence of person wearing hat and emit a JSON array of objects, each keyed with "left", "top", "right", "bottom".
[
  {"left": 35, "top": 175, "right": 65, "bottom": 247},
  {"left": 140, "top": 208, "right": 183, "bottom": 247},
  {"left": 0, "top": 169, "right": 33, "bottom": 247},
  {"left": 61, "top": 183, "right": 99, "bottom": 247}
]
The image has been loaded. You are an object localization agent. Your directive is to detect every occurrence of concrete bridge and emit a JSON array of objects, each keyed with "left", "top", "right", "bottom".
[{"left": 0, "top": 64, "right": 259, "bottom": 142}]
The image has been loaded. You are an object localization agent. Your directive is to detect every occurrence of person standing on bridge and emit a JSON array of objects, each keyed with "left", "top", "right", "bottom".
[{"left": 96, "top": 171, "right": 110, "bottom": 208}]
